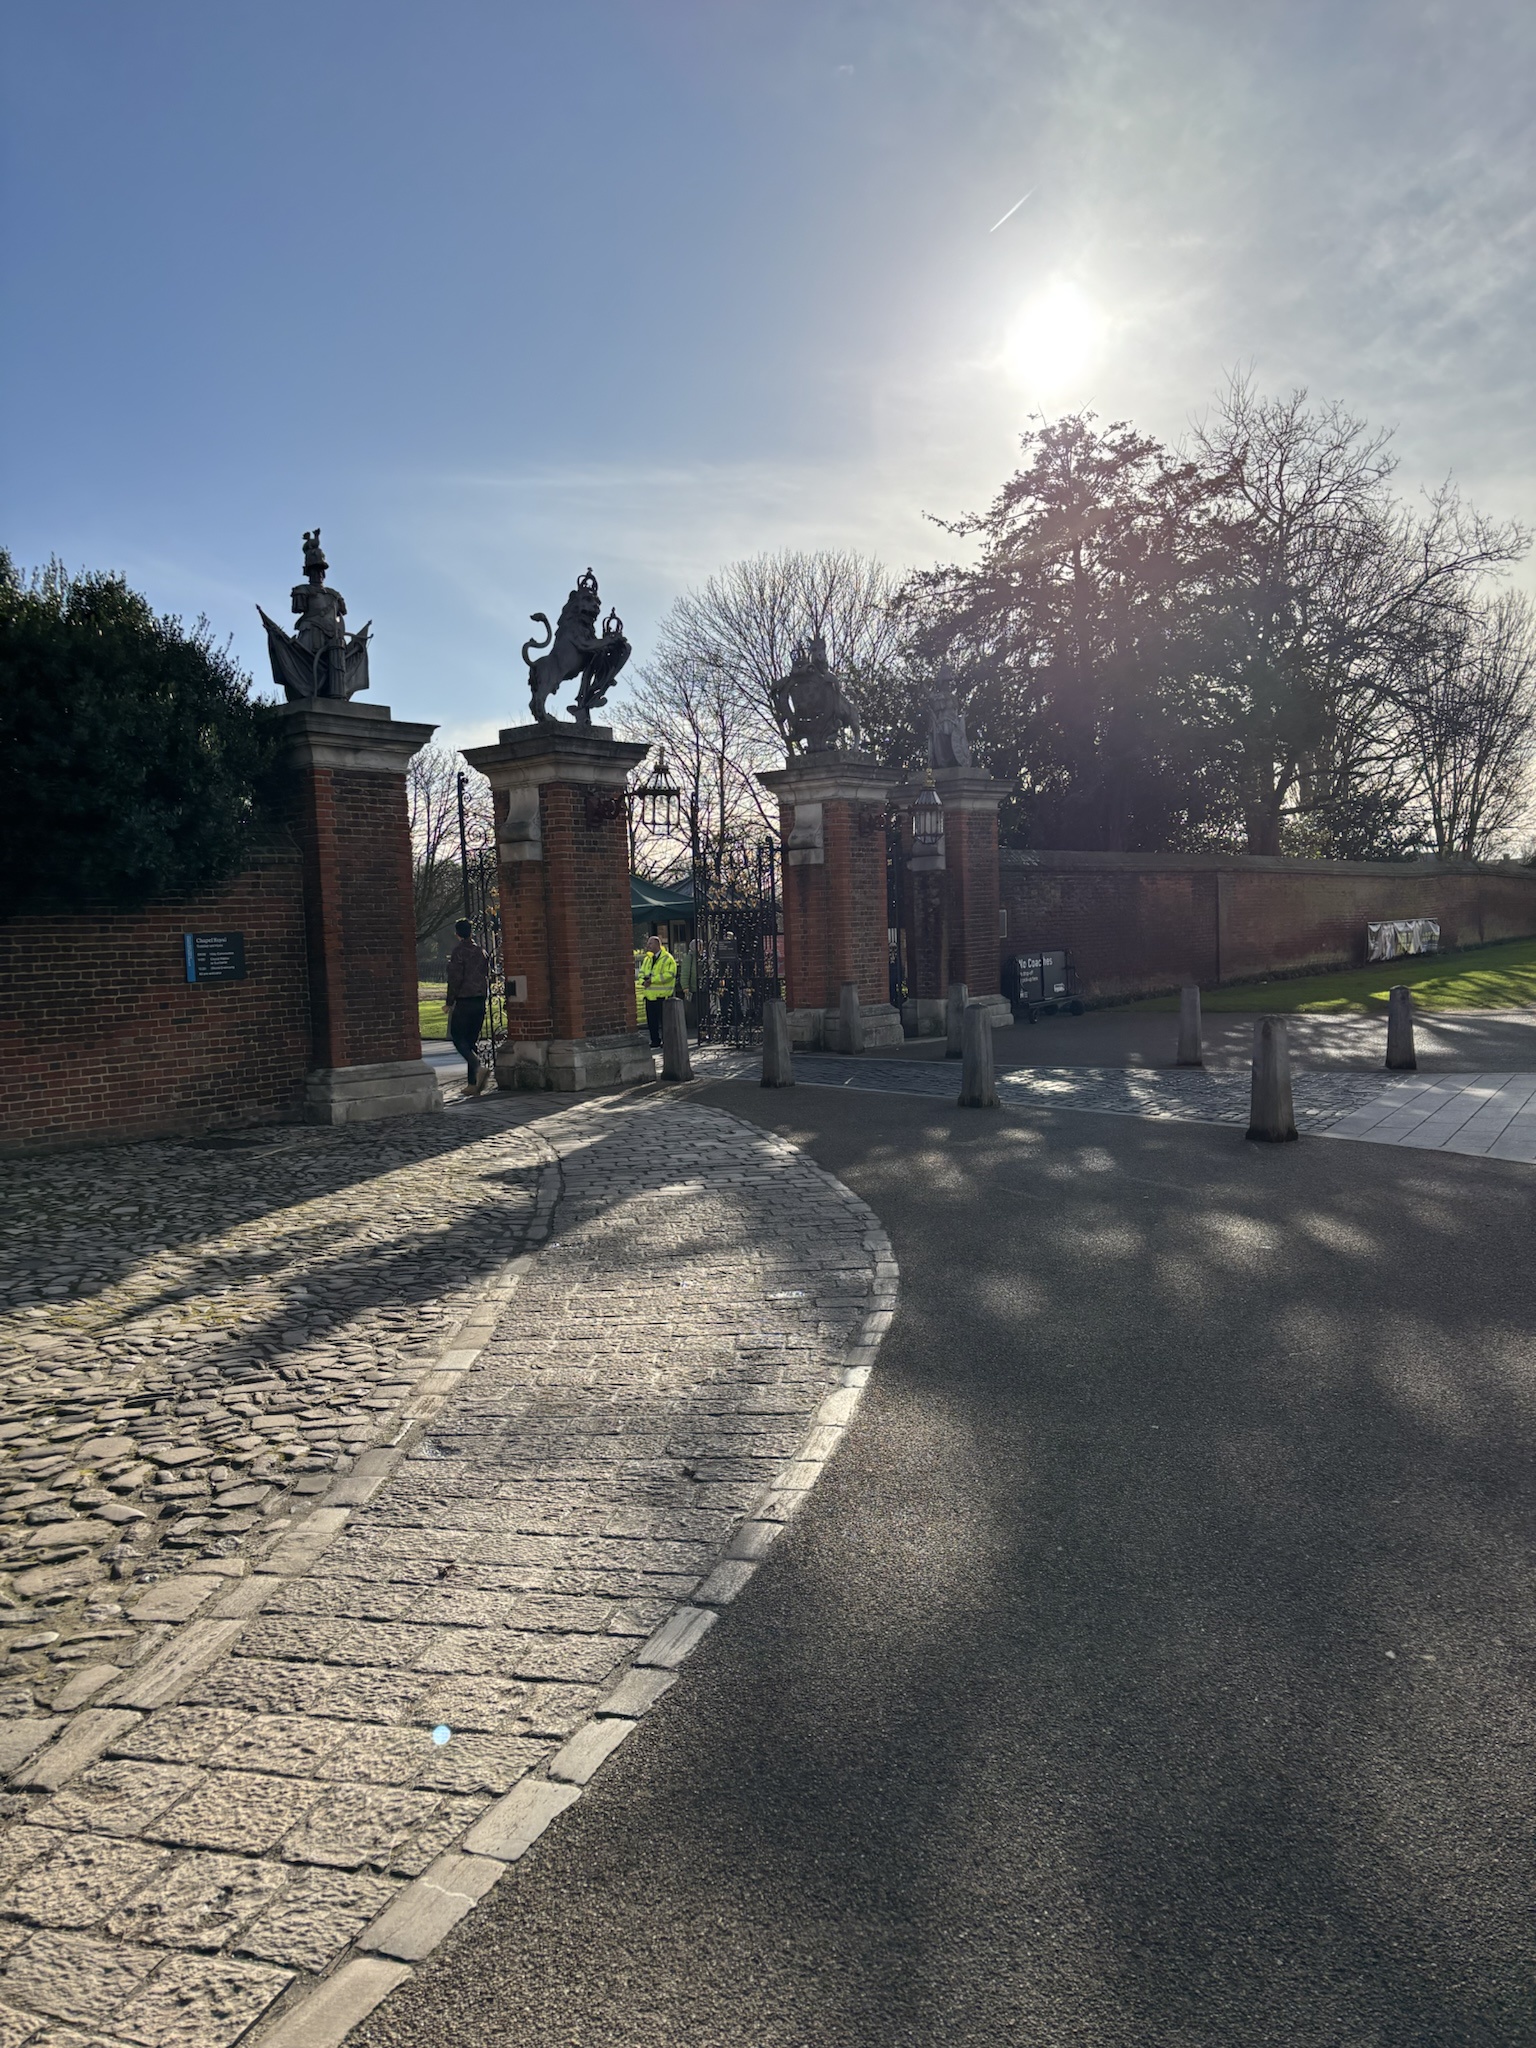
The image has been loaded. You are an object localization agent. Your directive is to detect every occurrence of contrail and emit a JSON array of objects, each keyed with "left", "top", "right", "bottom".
[{"left": 989, "top": 188, "right": 1034, "bottom": 233}]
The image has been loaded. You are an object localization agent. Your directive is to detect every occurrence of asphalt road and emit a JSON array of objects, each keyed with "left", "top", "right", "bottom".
[{"left": 357, "top": 1082, "right": 1536, "bottom": 2048}]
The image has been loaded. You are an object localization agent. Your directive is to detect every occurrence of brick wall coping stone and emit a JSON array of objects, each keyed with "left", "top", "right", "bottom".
[
  {"left": 463, "top": 724, "right": 648, "bottom": 793},
  {"left": 277, "top": 702, "right": 437, "bottom": 777},
  {"left": 894, "top": 768, "right": 1012, "bottom": 812},
  {"left": 759, "top": 753, "right": 902, "bottom": 806},
  {"left": 1001, "top": 846, "right": 1531, "bottom": 880}
]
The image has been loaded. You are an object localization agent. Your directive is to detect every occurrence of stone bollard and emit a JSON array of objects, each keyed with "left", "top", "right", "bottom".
[
  {"left": 761, "top": 998, "right": 794, "bottom": 1087},
  {"left": 1385, "top": 984, "right": 1416, "bottom": 1071},
  {"left": 661, "top": 997, "right": 693, "bottom": 1082},
  {"left": 945, "top": 982, "right": 969, "bottom": 1059},
  {"left": 1176, "top": 985, "right": 1203, "bottom": 1067},
  {"left": 958, "top": 1000, "right": 999, "bottom": 1109},
  {"left": 837, "top": 982, "right": 864, "bottom": 1056},
  {"left": 1246, "top": 1017, "right": 1298, "bottom": 1142}
]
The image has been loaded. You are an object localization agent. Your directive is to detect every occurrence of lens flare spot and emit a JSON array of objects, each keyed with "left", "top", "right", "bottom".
[{"left": 1004, "top": 282, "right": 1105, "bottom": 392}]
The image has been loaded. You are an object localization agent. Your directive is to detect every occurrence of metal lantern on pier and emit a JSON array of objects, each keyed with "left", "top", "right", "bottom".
[
  {"left": 912, "top": 770, "right": 944, "bottom": 853},
  {"left": 632, "top": 749, "right": 682, "bottom": 835}
]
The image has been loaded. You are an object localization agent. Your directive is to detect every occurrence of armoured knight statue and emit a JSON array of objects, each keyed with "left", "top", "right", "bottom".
[
  {"left": 523, "top": 568, "right": 633, "bottom": 725},
  {"left": 926, "top": 661, "right": 972, "bottom": 770},
  {"left": 258, "top": 530, "right": 372, "bottom": 701},
  {"left": 770, "top": 634, "right": 865, "bottom": 754}
]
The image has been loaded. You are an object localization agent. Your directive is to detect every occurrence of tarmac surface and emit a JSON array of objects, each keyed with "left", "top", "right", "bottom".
[{"left": 356, "top": 1080, "right": 1536, "bottom": 2048}]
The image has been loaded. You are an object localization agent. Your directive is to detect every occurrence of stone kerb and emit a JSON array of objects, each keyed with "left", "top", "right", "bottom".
[
  {"left": 759, "top": 752, "right": 902, "bottom": 1052},
  {"left": 279, "top": 700, "right": 442, "bottom": 1125},
  {"left": 465, "top": 723, "right": 653, "bottom": 1092}
]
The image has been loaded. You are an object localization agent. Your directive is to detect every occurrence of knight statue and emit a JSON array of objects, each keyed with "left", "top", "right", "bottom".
[
  {"left": 770, "top": 634, "right": 865, "bottom": 754},
  {"left": 926, "top": 660, "right": 972, "bottom": 770},
  {"left": 522, "top": 567, "right": 633, "bottom": 725},
  {"left": 258, "top": 530, "right": 372, "bottom": 701}
]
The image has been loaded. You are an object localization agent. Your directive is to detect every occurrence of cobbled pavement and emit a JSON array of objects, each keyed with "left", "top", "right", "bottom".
[{"left": 0, "top": 1092, "right": 891, "bottom": 2047}]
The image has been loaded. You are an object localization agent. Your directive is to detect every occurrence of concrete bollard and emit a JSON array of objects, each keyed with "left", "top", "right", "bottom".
[
  {"left": 958, "top": 1000, "right": 999, "bottom": 1109},
  {"left": 761, "top": 998, "right": 794, "bottom": 1087},
  {"left": 1385, "top": 984, "right": 1416, "bottom": 1071},
  {"left": 1176, "top": 985, "right": 1203, "bottom": 1067},
  {"left": 1246, "top": 1017, "right": 1298, "bottom": 1142},
  {"left": 945, "top": 982, "right": 969, "bottom": 1059},
  {"left": 661, "top": 997, "right": 692, "bottom": 1082},
  {"left": 837, "top": 982, "right": 864, "bottom": 1056}
]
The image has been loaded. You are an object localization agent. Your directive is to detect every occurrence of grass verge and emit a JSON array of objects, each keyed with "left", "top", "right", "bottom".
[
  {"left": 419, "top": 984, "right": 508, "bottom": 1040},
  {"left": 1128, "top": 935, "right": 1536, "bottom": 1015}
]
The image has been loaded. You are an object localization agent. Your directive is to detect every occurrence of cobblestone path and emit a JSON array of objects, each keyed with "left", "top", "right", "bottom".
[
  {"left": 0, "top": 1095, "right": 890, "bottom": 2047},
  {"left": 0, "top": 1108, "right": 553, "bottom": 1703}
]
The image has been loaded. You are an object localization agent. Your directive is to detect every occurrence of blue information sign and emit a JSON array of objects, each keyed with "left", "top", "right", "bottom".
[{"left": 184, "top": 932, "right": 247, "bottom": 983}]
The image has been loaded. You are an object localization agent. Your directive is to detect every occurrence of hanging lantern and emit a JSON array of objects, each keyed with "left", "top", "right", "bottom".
[
  {"left": 912, "top": 770, "right": 944, "bottom": 852},
  {"left": 632, "top": 748, "right": 681, "bottom": 834}
]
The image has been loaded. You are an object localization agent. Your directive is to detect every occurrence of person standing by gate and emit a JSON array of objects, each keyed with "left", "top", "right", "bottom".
[
  {"left": 637, "top": 934, "right": 677, "bottom": 1049},
  {"left": 446, "top": 918, "right": 493, "bottom": 1095}
]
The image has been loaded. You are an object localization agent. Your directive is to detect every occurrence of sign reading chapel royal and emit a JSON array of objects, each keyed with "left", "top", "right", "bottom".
[{"left": 183, "top": 932, "right": 246, "bottom": 983}]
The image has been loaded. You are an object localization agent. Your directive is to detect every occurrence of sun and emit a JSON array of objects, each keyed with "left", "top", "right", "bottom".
[{"left": 1003, "top": 282, "right": 1105, "bottom": 393}]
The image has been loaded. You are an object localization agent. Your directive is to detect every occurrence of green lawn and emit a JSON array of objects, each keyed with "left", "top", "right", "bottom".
[
  {"left": 1128, "top": 935, "right": 1536, "bottom": 1015},
  {"left": 419, "top": 983, "right": 508, "bottom": 1039}
]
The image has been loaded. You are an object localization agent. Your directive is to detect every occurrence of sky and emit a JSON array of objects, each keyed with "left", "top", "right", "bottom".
[{"left": 4, "top": 0, "right": 1533, "bottom": 750}]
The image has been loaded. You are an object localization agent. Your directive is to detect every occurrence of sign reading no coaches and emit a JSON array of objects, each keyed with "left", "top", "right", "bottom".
[{"left": 183, "top": 932, "right": 247, "bottom": 983}]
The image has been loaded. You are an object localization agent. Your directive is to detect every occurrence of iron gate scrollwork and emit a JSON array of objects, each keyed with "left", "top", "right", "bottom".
[
  {"left": 690, "top": 837, "right": 783, "bottom": 1047},
  {"left": 886, "top": 809, "right": 908, "bottom": 1012},
  {"left": 455, "top": 771, "right": 504, "bottom": 1079}
]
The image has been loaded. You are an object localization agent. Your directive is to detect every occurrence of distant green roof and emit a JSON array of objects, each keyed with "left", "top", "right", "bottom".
[{"left": 631, "top": 876, "right": 694, "bottom": 920}]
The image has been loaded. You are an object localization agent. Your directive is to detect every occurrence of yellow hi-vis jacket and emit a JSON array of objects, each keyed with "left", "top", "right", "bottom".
[{"left": 637, "top": 946, "right": 678, "bottom": 1009}]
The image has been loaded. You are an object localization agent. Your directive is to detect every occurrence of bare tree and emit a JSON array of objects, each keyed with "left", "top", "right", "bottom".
[
  {"left": 1394, "top": 591, "right": 1536, "bottom": 858},
  {"left": 652, "top": 548, "right": 902, "bottom": 753},
  {"left": 622, "top": 655, "right": 778, "bottom": 882},
  {"left": 1191, "top": 375, "right": 1528, "bottom": 853},
  {"left": 407, "top": 744, "right": 491, "bottom": 947},
  {"left": 619, "top": 549, "right": 900, "bottom": 875}
]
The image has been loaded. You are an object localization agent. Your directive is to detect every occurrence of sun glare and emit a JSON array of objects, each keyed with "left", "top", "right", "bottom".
[{"left": 1003, "top": 282, "right": 1105, "bottom": 392}]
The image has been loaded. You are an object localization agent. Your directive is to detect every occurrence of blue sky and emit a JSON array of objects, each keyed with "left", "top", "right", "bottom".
[{"left": 4, "top": 0, "right": 1532, "bottom": 749}]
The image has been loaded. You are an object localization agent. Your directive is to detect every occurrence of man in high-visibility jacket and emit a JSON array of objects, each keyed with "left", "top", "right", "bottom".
[{"left": 636, "top": 935, "right": 677, "bottom": 1048}]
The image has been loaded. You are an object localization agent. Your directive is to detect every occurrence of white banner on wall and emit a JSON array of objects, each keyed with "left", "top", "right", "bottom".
[{"left": 1366, "top": 918, "right": 1441, "bottom": 963}]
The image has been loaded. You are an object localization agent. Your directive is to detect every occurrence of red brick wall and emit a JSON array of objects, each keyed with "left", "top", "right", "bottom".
[
  {"left": 498, "top": 781, "right": 635, "bottom": 1043},
  {"left": 780, "top": 799, "right": 888, "bottom": 1011},
  {"left": 0, "top": 848, "right": 311, "bottom": 1152},
  {"left": 1000, "top": 850, "right": 1536, "bottom": 999},
  {"left": 285, "top": 766, "right": 420, "bottom": 1069},
  {"left": 947, "top": 808, "right": 1002, "bottom": 997}
]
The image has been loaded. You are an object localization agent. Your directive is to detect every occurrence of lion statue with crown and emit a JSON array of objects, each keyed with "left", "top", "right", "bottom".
[{"left": 522, "top": 567, "right": 632, "bottom": 725}]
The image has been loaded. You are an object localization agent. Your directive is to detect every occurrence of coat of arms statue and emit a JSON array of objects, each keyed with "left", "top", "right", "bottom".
[
  {"left": 770, "top": 634, "right": 865, "bottom": 754},
  {"left": 258, "top": 531, "right": 371, "bottom": 701},
  {"left": 523, "top": 567, "right": 633, "bottom": 725},
  {"left": 926, "top": 661, "right": 972, "bottom": 769}
]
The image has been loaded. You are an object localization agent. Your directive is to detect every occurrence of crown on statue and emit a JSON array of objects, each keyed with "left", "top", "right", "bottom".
[{"left": 577, "top": 567, "right": 599, "bottom": 595}]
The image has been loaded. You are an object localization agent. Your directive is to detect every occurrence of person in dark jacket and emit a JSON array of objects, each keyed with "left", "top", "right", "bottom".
[{"left": 446, "top": 919, "right": 493, "bottom": 1093}]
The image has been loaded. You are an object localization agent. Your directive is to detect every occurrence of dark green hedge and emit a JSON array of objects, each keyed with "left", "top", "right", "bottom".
[{"left": 0, "top": 553, "right": 282, "bottom": 915}]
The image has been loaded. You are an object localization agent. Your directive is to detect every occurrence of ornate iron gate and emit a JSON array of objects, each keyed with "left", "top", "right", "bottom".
[
  {"left": 886, "top": 811, "right": 908, "bottom": 1011},
  {"left": 455, "top": 772, "right": 504, "bottom": 1078},
  {"left": 690, "top": 836, "right": 783, "bottom": 1046}
]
